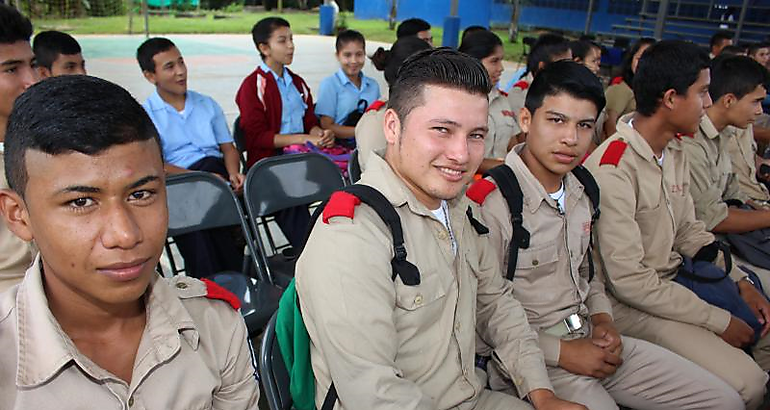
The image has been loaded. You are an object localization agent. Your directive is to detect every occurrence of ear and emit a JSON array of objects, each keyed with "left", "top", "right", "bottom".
[
  {"left": 662, "top": 88, "right": 678, "bottom": 111},
  {"left": 519, "top": 107, "right": 532, "bottom": 134},
  {"left": 0, "top": 189, "right": 33, "bottom": 242},
  {"left": 36, "top": 66, "right": 51, "bottom": 79},
  {"left": 383, "top": 108, "right": 401, "bottom": 145},
  {"left": 257, "top": 42, "right": 270, "bottom": 58},
  {"left": 722, "top": 93, "right": 737, "bottom": 108},
  {"left": 142, "top": 70, "right": 157, "bottom": 85},
  {"left": 537, "top": 61, "right": 546, "bottom": 72}
]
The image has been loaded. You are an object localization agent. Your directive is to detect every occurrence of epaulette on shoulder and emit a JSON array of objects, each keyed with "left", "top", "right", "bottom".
[
  {"left": 675, "top": 132, "right": 694, "bottom": 139},
  {"left": 365, "top": 100, "right": 386, "bottom": 113},
  {"left": 466, "top": 178, "right": 498, "bottom": 205},
  {"left": 513, "top": 80, "right": 529, "bottom": 90},
  {"left": 201, "top": 278, "right": 241, "bottom": 310},
  {"left": 599, "top": 140, "right": 628, "bottom": 167},
  {"left": 499, "top": 89, "right": 509, "bottom": 97},
  {"left": 323, "top": 191, "right": 362, "bottom": 223},
  {"left": 610, "top": 76, "right": 623, "bottom": 86}
]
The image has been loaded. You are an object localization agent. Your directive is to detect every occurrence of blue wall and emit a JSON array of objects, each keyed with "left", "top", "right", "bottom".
[{"left": 355, "top": 0, "right": 493, "bottom": 30}]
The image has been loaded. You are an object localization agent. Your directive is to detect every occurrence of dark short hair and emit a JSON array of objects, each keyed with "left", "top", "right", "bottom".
[
  {"left": 620, "top": 37, "right": 656, "bottom": 86},
  {"left": 252, "top": 16, "right": 290, "bottom": 59},
  {"left": 710, "top": 31, "right": 733, "bottom": 49},
  {"left": 719, "top": 44, "right": 747, "bottom": 56},
  {"left": 461, "top": 25, "right": 488, "bottom": 42},
  {"left": 749, "top": 42, "right": 770, "bottom": 57},
  {"left": 0, "top": 4, "right": 32, "bottom": 45},
  {"left": 396, "top": 18, "right": 431, "bottom": 39},
  {"left": 524, "top": 33, "right": 570, "bottom": 78},
  {"left": 387, "top": 47, "right": 490, "bottom": 124},
  {"left": 5, "top": 75, "right": 161, "bottom": 195},
  {"left": 709, "top": 55, "right": 769, "bottom": 101},
  {"left": 458, "top": 30, "right": 502, "bottom": 61},
  {"left": 136, "top": 37, "right": 176, "bottom": 73},
  {"left": 33, "top": 31, "right": 82, "bottom": 70},
  {"left": 569, "top": 40, "right": 601, "bottom": 61},
  {"left": 370, "top": 36, "right": 431, "bottom": 86},
  {"left": 633, "top": 40, "right": 710, "bottom": 116},
  {"left": 525, "top": 60, "right": 606, "bottom": 117},
  {"left": 335, "top": 29, "right": 365, "bottom": 52}
]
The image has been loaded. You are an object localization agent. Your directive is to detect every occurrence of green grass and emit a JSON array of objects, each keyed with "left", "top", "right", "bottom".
[{"left": 32, "top": 10, "right": 527, "bottom": 61}]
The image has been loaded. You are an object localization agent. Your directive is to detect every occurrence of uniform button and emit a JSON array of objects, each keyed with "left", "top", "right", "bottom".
[
  {"left": 128, "top": 397, "right": 134, "bottom": 407},
  {"left": 532, "top": 259, "right": 539, "bottom": 266},
  {"left": 455, "top": 323, "right": 461, "bottom": 332},
  {"left": 414, "top": 294, "right": 423, "bottom": 305},
  {"left": 176, "top": 282, "right": 188, "bottom": 290}
]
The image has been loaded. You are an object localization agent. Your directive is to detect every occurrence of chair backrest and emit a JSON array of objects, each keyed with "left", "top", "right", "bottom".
[
  {"left": 347, "top": 148, "right": 361, "bottom": 184},
  {"left": 164, "top": 171, "right": 267, "bottom": 281},
  {"left": 233, "top": 116, "right": 248, "bottom": 170},
  {"left": 260, "top": 313, "right": 293, "bottom": 410},
  {"left": 244, "top": 152, "right": 346, "bottom": 218}
]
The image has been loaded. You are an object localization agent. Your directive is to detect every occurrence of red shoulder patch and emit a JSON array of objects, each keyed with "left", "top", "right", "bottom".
[
  {"left": 513, "top": 80, "right": 530, "bottom": 90},
  {"left": 365, "top": 100, "right": 386, "bottom": 113},
  {"left": 599, "top": 140, "right": 628, "bottom": 166},
  {"left": 466, "top": 179, "right": 498, "bottom": 205},
  {"left": 201, "top": 278, "right": 241, "bottom": 310},
  {"left": 499, "top": 89, "right": 509, "bottom": 97},
  {"left": 610, "top": 76, "right": 623, "bottom": 86},
  {"left": 323, "top": 191, "right": 362, "bottom": 223},
  {"left": 675, "top": 132, "right": 694, "bottom": 139}
]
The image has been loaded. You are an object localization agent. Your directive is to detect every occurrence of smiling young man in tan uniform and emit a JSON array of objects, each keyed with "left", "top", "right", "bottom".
[
  {"left": 471, "top": 60, "right": 742, "bottom": 410},
  {"left": 0, "top": 5, "right": 36, "bottom": 293},
  {"left": 585, "top": 40, "right": 769, "bottom": 409},
  {"left": 297, "top": 48, "right": 585, "bottom": 410},
  {"left": 0, "top": 76, "right": 259, "bottom": 409}
]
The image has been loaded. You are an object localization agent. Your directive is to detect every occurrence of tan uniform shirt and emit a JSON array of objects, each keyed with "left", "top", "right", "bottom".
[
  {"left": 355, "top": 106, "right": 387, "bottom": 173},
  {"left": 486, "top": 89, "right": 521, "bottom": 159},
  {"left": 0, "top": 144, "right": 34, "bottom": 293},
  {"left": 584, "top": 114, "right": 732, "bottom": 334},
  {"left": 476, "top": 145, "right": 613, "bottom": 366},
  {"left": 0, "top": 256, "right": 260, "bottom": 410},
  {"left": 296, "top": 153, "right": 552, "bottom": 410},
  {"left": 679, "top": 114, "right": 748, "bottom": 230},
  {"left": 604, "top": 81, "right": 635, "bottom": 118},
  {"left": 727, "top": 124, "right": 770, "bottom": 202},
  {"left": 506, "top": 73, "right": 533, "bottom": 124}
]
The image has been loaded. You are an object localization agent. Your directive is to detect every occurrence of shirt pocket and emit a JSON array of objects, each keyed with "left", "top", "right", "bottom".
[
  {"left": 515, "top": 242, "right": 559, "bottom": 272},
  {"left": 394, "top": 271, "right": 449, "bottom": 312}
]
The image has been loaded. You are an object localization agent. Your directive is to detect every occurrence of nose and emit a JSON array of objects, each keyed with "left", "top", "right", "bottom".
[
  {"left": 445, "top": 133, "right": 470, "bottom": 164},
  {"left": 562, "top": 125, "right": 579, "bottom": 146},
  {"left": 22, "top": 66, "right": 38, "bottom": 90},
  {"left": 702, "top": 92, "right": 713, "bottom": 110},
  {"left": 101, "top": 202, "right": 143, "bottom": 250}
]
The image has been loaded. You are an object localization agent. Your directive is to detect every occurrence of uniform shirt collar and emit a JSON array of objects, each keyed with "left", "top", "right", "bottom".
[
  {"left": 260, "top": 62, "right": 293, "bottom": 85},
  {"left": 362, "top": 151, "right": 470, "bottom": 217},
  {"left": 335, "top": 68, "right": 363, "bottom": 87},
  {"left": 147, "top": 89, "right": 193, "bottom": 115},
  {"left": 616, "top": 113, "right": 667, "bottom": 163},
  {"left": 14, "top": 255, "right": 200, "bottom": 388},
  {"left": 505, "top": 143, "right": 584, "bottom": 214},
  {"left": 699, "top": 114, "right": 721, "bottom": 140}
]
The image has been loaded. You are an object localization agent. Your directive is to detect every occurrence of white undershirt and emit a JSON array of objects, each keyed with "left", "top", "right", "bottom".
[
  {"left": 431, "top": 200, "right": 457, "bottom": 255},
  {"left": 549, "top": 182, "right": 566, "bottom": 213}
]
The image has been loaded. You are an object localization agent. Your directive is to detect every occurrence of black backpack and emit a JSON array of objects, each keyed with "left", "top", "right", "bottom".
[
  {"left": 483, "top": 164, "right": 600, "bottom": 281},
  {"left": 302, "top": 183, "right": 488, "bottom": 409}
]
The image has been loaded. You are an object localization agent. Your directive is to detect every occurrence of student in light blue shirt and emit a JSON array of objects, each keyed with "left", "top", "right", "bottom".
[{"left": 315, "top": 30, "right": 380, "bottom": 140}]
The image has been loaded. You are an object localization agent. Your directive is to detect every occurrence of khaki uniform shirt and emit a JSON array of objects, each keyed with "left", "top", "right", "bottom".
[
  {"left": 584, "top": 114, "right": 732, "bottom": 334},
  {"left": 477, "top": 145, "right": 613, "bottom": 366},
  {"left": 506, "top": 73, "right": 533, "bottom": 125},
  {"left": 486, "top": 89, "right": 521, "bottom": 159},
  {"left": 296, "top": 153, "right": 552, "bottom": 410},
  {"left": 355, "top": 106, "right": 386, "bottom": 173},
  {"left": 679, "top": 114, "right": 748, "bottom": 230},
  {"left": 0, "top": 144, "right": 34, "bottom": 293},
  {"left": 727, "top": 124, "right": 770, "bottom": 202},
  {"left": 604, "top": 81, "right": 635, "bottom": 118},
  {"left": 0, "top": 256, "right": 260, "bottom": 410}
]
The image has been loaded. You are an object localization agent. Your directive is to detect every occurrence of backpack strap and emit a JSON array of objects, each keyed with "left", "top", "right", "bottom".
[
  {"left": 483, "top": 165, "right": 530, "bottom": 280},
  {"left": 570, "top": 165, "right": 601, "bottom": 282}
]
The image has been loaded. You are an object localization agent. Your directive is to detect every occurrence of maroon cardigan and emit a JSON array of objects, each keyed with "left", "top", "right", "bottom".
[{"left": 235, "top": 66, "right": 319, "bottom": 168}]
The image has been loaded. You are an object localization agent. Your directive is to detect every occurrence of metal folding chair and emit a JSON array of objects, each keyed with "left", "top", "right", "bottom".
[{"left": 259, "top": 313, "right": 293, "bottom": 410}]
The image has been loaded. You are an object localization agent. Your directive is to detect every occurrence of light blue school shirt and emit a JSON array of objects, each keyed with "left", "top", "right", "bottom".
[
  {"left": 260, "top": 62, "right": 307, "bottom": 134},
  {"left": 142, "top": 90, "right": 233, "bottom": 169},
  {"left": 315, "top": 69, "right": 381, "bottom": 124}
]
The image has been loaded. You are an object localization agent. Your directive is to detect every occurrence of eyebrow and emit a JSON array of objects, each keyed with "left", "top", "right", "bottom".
[
  {"left": 1, "top": 59, "right": 23, "bottom": 67},
  {"left": 545, "top": 110, "right": 596, "bottom": 123},
  {"left": 57, "top": 175, "right": 160, "bottom": 195}
]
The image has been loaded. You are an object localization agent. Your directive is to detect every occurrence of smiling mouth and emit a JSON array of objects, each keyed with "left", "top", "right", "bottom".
[{"left": 436, "top": 166, "right": 465, "bottom": 180}]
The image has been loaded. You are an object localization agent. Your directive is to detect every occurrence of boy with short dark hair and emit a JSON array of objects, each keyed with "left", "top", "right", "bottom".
[
  {"left": 0, "top": 75, "right": 260, "bottom": 409},
  {"left": 315, "top": 29, "right": 380, "bottom": 140},
  {"left": 0, "top": 4, "right": 36, "bottom": 293},
  {"left": 396, "top": 17, "right": 432, "bottom": 45},
  {"left": 137, "top": 37, "right": 245, "bottom": 279},
  {"left": 710, "top": 31, "right": 734, "bottom": 58},
  {"left": 32, "top": 30, "right": 86, "bottom": 78},
  {"left": 472, "top": 59, "right": 742, "bottom": 410},
  {"left": 586, "top": 40, "right": 769, "bottom": 409}
]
